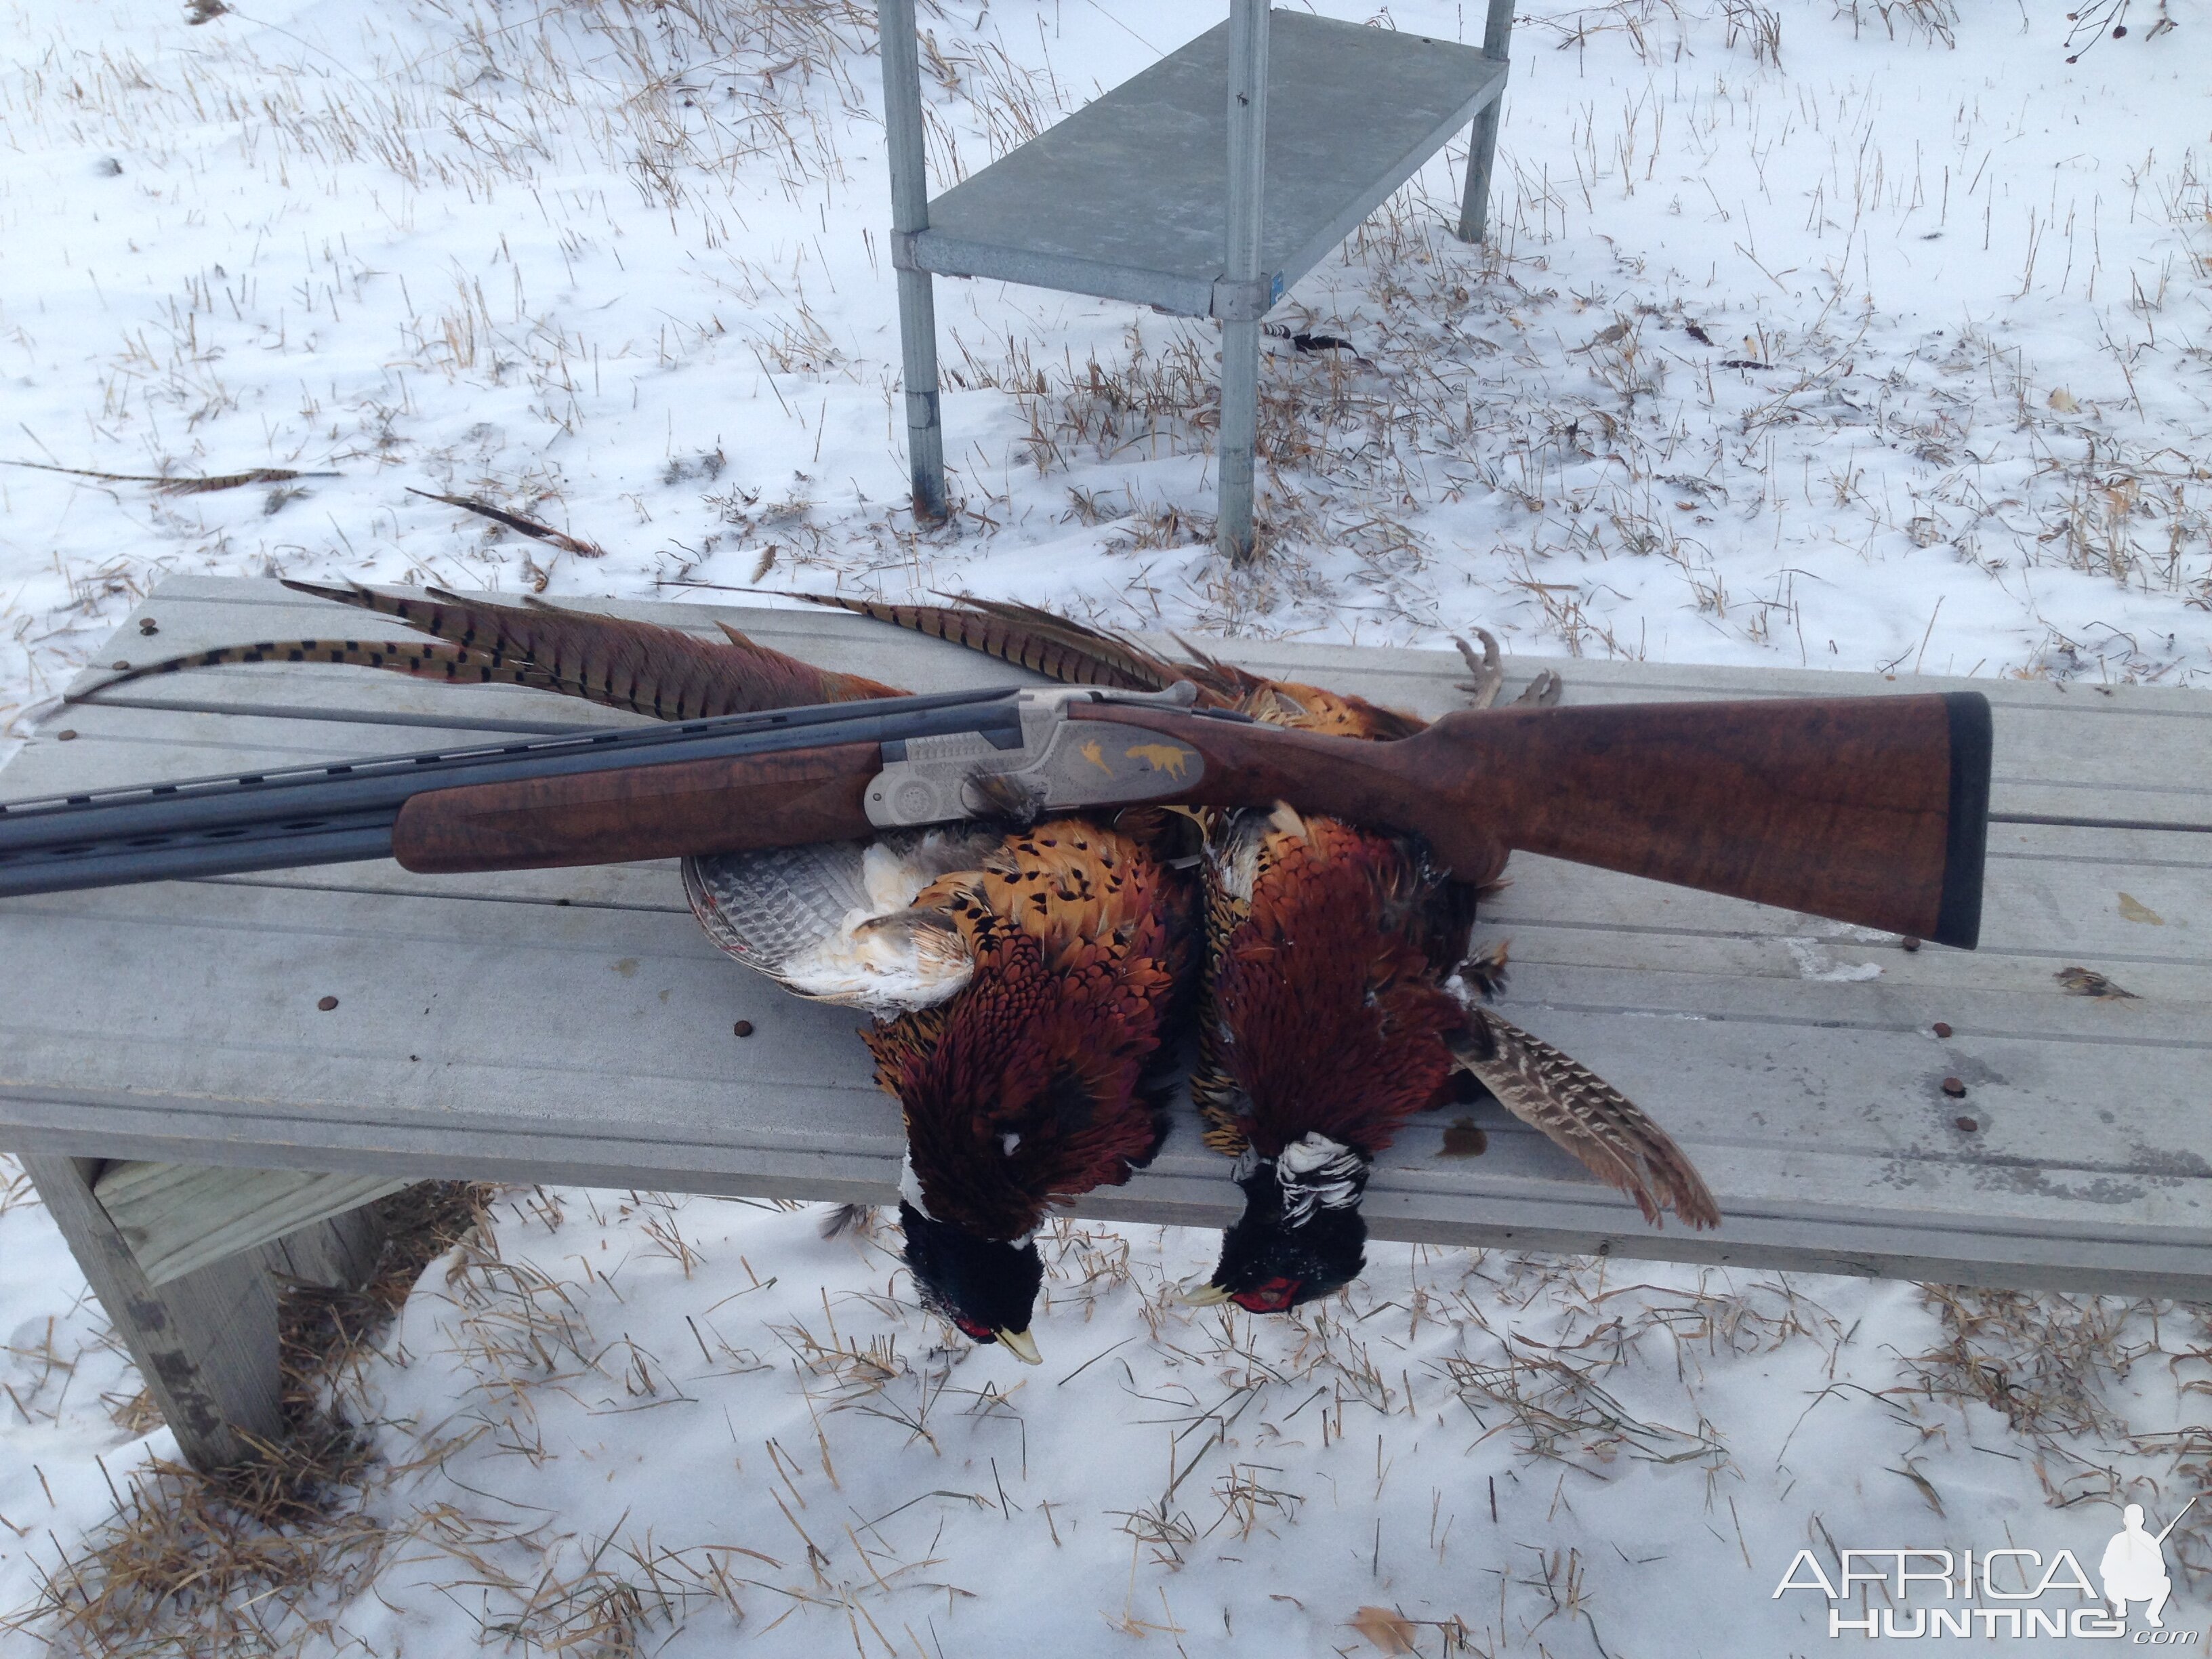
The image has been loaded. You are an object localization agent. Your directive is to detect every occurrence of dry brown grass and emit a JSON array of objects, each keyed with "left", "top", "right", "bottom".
[
  {"left": 1834, "top": 0, "right": 1957, "bottom": 49},
  {"left": 1908, "top": 1285, "right": 2212, "bottom": 1587}
]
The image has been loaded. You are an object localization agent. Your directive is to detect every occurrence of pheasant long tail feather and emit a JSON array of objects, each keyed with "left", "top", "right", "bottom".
[
  {"left": 68, "top": 636, "right": 565, "bottom": 701},
  {"left": 1164, "top": 632, "right": 1279, "bottom": 706},
  {"left": 89, "top": 578, "right": 907, "bottom": 720},
  {"left": 790, "top": 591, "right": 1209, "bottom": 696},
  {"left": 349, "top": 579, "right": 903, "bottom": 715},
  {"left": 1448, "top": 1010, "right": 1721, "bottom": 1230}
]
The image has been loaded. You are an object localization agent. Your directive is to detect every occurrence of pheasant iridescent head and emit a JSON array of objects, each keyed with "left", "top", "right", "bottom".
[
  {"left": 896, "top": 1199, "right": 1046, "bottom": 1361},
  {"left": 1182, "top": 1133, "right": 1374, "bottom": 1312}
]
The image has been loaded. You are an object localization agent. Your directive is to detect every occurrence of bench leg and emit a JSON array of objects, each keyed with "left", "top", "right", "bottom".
[
  {"left": 878, "top": 0, "right": 949, "bottom": 523},
  {"left": 22, "top": 1155, "right": 384, "bottom": 1473},
  {"left": 1455, "top": 0, "right": 1515, "bottom": 244}
]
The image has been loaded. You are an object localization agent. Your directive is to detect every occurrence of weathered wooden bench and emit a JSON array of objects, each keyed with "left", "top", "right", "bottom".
[{"left": 2, "top": 576, "right": 2205, "bottom": 1471}]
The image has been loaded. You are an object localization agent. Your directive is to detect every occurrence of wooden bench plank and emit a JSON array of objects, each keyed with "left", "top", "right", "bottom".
[
  {"left": 92, "top": 1161, "right": 414, "bottom": 1286},
  {"left": 3, "top": 838, "right": 2205, "bottom": 1243}
]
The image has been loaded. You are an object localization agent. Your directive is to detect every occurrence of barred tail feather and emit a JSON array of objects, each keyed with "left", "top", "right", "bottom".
[
  {"left": 270, "top": 579, "right": 901, "bottom": 719},
  {"left": 1448, "top": 1010, "right": 1721, "bottom": 1231},
  {"left": 789, "top": 591, "right": 1198, "bottom": 695},
  {"left": 1164, "top": 632, "right": 1277, "bottom": 705},
  {"left": 68, "top": 636, "right": 550, "bottom": 701},
  {"left": 280, "top": 577, "right": 485, "bottom": 639},
  {"left": 708, "top": 621, "right": 904, "bottom": 709}
]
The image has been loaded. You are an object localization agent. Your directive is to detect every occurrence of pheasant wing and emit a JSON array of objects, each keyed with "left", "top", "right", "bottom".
[
  {"left": 1448, "top": 1009, "right": 1720, "bottom": 1230},
  {"left": 684, "top": 828, "right": 1002, "bottom": 1011}
]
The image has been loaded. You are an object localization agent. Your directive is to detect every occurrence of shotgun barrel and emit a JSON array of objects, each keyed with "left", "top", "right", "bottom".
[{"left": 0, "top": 687, "right": 1023, "bottom": 898}]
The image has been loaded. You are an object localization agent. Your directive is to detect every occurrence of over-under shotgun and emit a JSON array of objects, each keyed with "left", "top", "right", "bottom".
[{"left": 0, "top": 683, "right": 1990, "bottom": 947}]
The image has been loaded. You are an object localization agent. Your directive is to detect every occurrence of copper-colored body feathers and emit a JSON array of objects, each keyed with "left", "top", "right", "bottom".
[
  {"left": 867, "top": 819, "right": 1191, "bottom": 1241},
  {"left": 1192, "top": 814, "right": 1471, "bottom": 1162}
]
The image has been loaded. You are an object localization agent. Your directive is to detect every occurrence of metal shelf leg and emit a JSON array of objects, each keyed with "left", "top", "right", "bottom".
[
  {"left": 894, "top": 270, "right": 949, "bottom": 523},
  {"left": 1216, "top": 0, "right": 1271, "bottom": 563},
  {"left": 1455, "top": 0, "right": 1514, "bottom": 244},
  {"left": 879, "top": 0, "right": 949, "bottom": 522}
]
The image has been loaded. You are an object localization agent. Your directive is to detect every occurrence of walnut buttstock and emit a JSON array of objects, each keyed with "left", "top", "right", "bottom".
[
  {"left": 1084, "top": 692, "right": 1991, "bottom": 948},
  {"left": 391, "top": 741, "right": 883, "bottom": 874}
]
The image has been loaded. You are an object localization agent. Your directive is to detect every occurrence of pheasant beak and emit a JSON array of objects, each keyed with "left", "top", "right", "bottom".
[
  {"left": 1175, "top": 1282, "right": 1235, "bottom": 1307},
  {"left": 994, "top": 1328, "right": 1042, "bottom": 1365}
]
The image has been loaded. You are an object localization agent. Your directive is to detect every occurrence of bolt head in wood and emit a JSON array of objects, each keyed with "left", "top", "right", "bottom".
[
  {"left": 1901, "top": 936, "right": 1921, "bottom": 952},
  {"left": 56, "top": 729, "right": 77, "bottom": 741},
  {"left": 733, "top": 1019, "right": 754, "bottom": 1038},
  {"left": 1942, "top": 1076, "right": 1967, "bottom": 1098},
  {"left": 138, "top": 617, "right": 159, "bottom": 634},
  {"left": 317, "top": 995, "right": 340, "bottom": 1011},
  {"left": 1932, "top": 1021, "right": 1953, "bottom": 1038},
  {"left": 1954, "top": 1115, "right": 1978, "bottom": 1132}
]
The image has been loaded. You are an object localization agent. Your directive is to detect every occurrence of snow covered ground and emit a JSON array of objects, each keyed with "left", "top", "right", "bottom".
[{"left": 1, "top": 0, "right": 2209, "bottom": 1652}]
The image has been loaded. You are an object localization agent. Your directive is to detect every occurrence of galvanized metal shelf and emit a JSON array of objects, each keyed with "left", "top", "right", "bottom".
[
  {"left": 909, "top": 14, "right": 1507, "bottom": 319},
  {"left": 876, "top": 0, "right": 1516, "bottom": 556}
]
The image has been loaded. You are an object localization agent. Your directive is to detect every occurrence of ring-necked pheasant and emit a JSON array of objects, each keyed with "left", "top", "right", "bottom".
[
  {"left": 87, "top": 579, "right": 1195, "bottom": 1362},
  {"left": 689, "top": 811, "right": 1192, "bottom": 1361},
  {"left": 794, "top": 595, "right": 1720, "bottom": 1311},
  {"left": 1180, "top": 804, "right": 1717, "bottom": 1314}
]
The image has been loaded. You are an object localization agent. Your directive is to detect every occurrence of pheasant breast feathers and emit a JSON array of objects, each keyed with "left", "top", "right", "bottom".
[
  {"left": 1197, "top": 813, "right": 1469, "bottom": 1162},
  {"left": 866, "top": 820, "right": 1193, "bottom": 1241}
]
